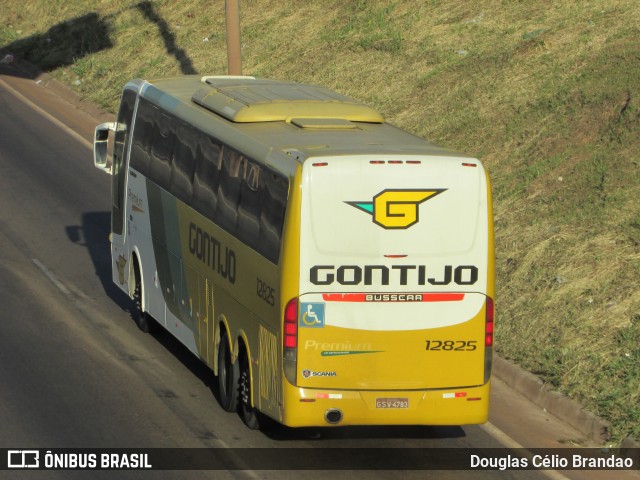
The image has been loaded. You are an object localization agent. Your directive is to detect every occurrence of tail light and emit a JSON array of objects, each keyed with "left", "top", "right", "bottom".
[
  {"left": 485, "top": 297, "right": 494, "bottom": 347},
  {"left": 283, "top": 298, "right": 298, "bottom": 385},
  {"left": 484, "top": 297, "right": 494, "bottom": 384}
]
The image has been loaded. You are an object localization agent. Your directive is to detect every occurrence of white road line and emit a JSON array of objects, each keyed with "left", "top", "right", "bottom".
[
  {"left": 481, "top": 422, "right": 571, "bottom": 480},
  {"left": 0, "top": 76, "right": 92, "bottom": 151},
  {"left": 31, "top": 258, "right": 71, "bottom": 296}
]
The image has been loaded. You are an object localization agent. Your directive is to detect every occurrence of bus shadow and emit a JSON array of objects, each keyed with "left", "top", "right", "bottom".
[
  {"left": 67, "top": 212, "right": 136, "bottom": 319},
  {"left": 260, "top": 423, "right": 466, "bottom": 442}
]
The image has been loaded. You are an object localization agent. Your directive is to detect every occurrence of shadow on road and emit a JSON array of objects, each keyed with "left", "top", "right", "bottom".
[
  {"left": 260, "top": 422, "right": 466, "bottom": 442},
  {"left": 66, "top": 212, "right": 135, "bottom": 318}
]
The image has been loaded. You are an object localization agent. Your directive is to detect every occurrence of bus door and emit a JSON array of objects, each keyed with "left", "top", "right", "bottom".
[{"left": 110, "top": 89, "right": 137, "bottom": 294}]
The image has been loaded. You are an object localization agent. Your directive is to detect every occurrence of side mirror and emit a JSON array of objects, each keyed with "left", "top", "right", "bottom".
[{"left": 93, "top": 122, "right": 116, "bottom": 174}]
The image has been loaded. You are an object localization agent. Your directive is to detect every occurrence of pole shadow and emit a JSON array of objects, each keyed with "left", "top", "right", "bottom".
[{"left": 136, "top": 1, "right": 198, "bottom": 75}]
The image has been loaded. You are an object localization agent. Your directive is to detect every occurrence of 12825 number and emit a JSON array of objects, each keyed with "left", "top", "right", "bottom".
[{"left": 425, "top": 340, "right": 477, "bottom": 351}]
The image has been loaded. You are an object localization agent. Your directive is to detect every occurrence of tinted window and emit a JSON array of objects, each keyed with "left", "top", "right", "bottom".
[
  {"left": 112, "top": 89, "right": 136, "bottom": 236},
  {"left": 148, "top": 112, "right": 174, "bottom": 191},
  {"left": 258, "top": 172, "right": 288, "bottom": 262},
  {"left": 130, "top": 97, "right": 289, "bottom": 263},
  {"left": 216, "top": 147, "right": 244, "bottom": 232},
  {"left": 170, "top": 124, "right": 197, "bottom": 203},
  {"left": 237, "top": 161, "right": 262, "bottom": 248},
  {"left": 130, "top": 99, "right": 155, "bottom": 176},
  {"left": 192, "top": 134, "right": 222, "bottom": 219}
]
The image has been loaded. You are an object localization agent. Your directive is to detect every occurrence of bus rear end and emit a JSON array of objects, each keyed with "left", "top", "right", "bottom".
[{"left": 281, "top": 154, "right": 494, "bottom": 427}]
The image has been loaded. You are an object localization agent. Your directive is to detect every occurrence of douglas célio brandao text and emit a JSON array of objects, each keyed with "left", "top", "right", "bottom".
[{"left": 470, "top": 453, "right": 635, "bottom": 470}]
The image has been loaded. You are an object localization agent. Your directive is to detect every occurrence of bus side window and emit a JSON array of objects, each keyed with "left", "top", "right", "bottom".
[
  {"left": 192, "top": 134, "right": 221, "bottom": 220},
  {"left": 237, "top": 161, "right": 262, "bottom": 250},
  {"left": 130, "top": 99, "right": 154, "bottom": 177},
  {"left": 170, "top": 123, "right": 197, "bottom": 204},
  {"left": 149, "top": 112, "right": 174, "bottom": 191},
  {"left": 259, "top": 172, "right": 288, "bottom": 263},
  {"left": 111, "top": 89, "right": 137, "bottom": 237},
  {"left": 216, "top": 147, "right": 243, "bottom": 233}
]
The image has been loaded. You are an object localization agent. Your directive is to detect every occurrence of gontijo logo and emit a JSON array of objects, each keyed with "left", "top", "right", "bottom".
[{"left": 346, "top": 189, "right": 446, "bottom": 229}]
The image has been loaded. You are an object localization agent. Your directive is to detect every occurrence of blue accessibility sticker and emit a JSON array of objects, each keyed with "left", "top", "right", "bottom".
[{"left": 299, "top": 303, "right": 325, "bottom": 328}]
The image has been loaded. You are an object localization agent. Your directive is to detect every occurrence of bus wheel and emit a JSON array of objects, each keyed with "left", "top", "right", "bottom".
[
  {"left": 217, "top": 331, "right": 238, "bottom": 412},
  {"left": 238, "top": 350, "right": 260, "bottom": 430},
  {"left": 136, "top": 311, "right": 154, "bottom": 333},
  {"left": 133, "top": 267, "right": 154, "bottom": 333}
]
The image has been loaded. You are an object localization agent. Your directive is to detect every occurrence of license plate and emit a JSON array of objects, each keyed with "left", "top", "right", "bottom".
[{"left": 375, "top": 398, "right": 409, "bottom": 409}]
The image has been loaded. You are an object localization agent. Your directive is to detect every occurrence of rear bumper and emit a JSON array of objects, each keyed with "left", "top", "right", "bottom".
[{"left": 280, "top": 381, "right": 491, "bottom": 427}]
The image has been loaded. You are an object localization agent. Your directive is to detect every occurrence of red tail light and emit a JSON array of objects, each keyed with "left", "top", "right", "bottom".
[
  {"left": 284, "top": 298, "right": 298, "bottom": 349},
  {"left": 283, "top": 298, "right": 299, "bottom": 385},
  {"left": 485, "top": 297, "right": 494, "bottom": 347}
]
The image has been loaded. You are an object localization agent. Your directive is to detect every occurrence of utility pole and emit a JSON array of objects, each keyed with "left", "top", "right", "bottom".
[{"left": 225, "top": 0, "right": 242, "bottom": 75}]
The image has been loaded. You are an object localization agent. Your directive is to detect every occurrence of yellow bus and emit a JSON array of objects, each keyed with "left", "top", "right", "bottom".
[{"left": 94, "top": 76, "right": 495, "bottom": 429}]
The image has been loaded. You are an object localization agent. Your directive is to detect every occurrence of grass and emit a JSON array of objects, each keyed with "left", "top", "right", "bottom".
[{"left": 2, "top": 0, "right": 640, "bottom": 443}]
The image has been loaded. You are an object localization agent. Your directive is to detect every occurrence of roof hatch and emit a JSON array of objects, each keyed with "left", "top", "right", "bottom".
[{"left": 192, "top": 76, "right": 384, "bottom": 123}]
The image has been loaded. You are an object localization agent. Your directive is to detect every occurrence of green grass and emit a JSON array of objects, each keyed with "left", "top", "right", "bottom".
[{"left": 2, "top": 0, "right": 640, "bottom": 443}]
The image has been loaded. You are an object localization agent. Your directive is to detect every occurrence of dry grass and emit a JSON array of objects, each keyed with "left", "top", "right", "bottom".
[{"left": 2, "top": 0, "right": 640, "bottom": 442}]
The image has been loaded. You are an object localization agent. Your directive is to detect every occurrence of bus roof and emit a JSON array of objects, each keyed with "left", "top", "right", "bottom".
[
  {"left": 135, "top": 76, "right": 471, "bottom": 176},
  {"left": 193, "top": 76, "right": 384, "bottom": 123}
]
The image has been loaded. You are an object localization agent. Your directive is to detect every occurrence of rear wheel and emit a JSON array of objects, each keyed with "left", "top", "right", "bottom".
[
  {"left": 238, "top": 349, "right": 260, "bottom": 429},
  {"left": 217, "top": 331, "right": 238, "bottom": 412}
]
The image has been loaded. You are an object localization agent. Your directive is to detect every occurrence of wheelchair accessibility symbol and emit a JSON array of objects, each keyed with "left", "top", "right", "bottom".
[{"left": 300, "top": 303, "right": 325, "bottom": 328}]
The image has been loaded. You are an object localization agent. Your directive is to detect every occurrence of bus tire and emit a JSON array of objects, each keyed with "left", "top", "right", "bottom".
[
  {"left": 137, "top": 311, "right": 154, "bottom": 333},
  {"left": 217, "top": 331, "right": 238, "bottom": 412},
  {"left": 238, "top": 349, "right": 260, "bottom": 430},
  {"left": 133, "top": 263, "right": 155, "bottom": 333}
]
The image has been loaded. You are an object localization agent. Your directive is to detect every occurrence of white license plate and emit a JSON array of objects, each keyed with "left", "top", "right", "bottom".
[{"left": 376, "top": 398, "right": 409, "bottom": 409}]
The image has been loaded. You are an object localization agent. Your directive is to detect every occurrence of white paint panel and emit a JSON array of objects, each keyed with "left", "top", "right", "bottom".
[
  {"left": 300, "top": 292, "right": 486, "bottom": 331},
  {"left": 299, "top": 155, "right": 490, "bottom": 331}
]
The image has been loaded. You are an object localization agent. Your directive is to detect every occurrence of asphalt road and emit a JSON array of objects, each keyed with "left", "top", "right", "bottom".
[{"left": 0, "top": 64, "right": 632, "bottom": 480}]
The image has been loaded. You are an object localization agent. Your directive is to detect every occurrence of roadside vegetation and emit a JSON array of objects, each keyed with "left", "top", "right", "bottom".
[{"left": 2, "top": 0, "right": 639, "bottom": 443}]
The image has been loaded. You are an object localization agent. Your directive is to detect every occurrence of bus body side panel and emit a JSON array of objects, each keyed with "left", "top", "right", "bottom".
[
  {"left": 174, "top": 195, "right": 282, "bottom": 380},
  {"left": 125, "top": 165, "right": 166, "bottom": 329},
  {"left": 132, "top": 179, "right": 281, "bottom": 372},
  {"left": 130, "top": 180, "right": 284, "bottom": 424}
]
